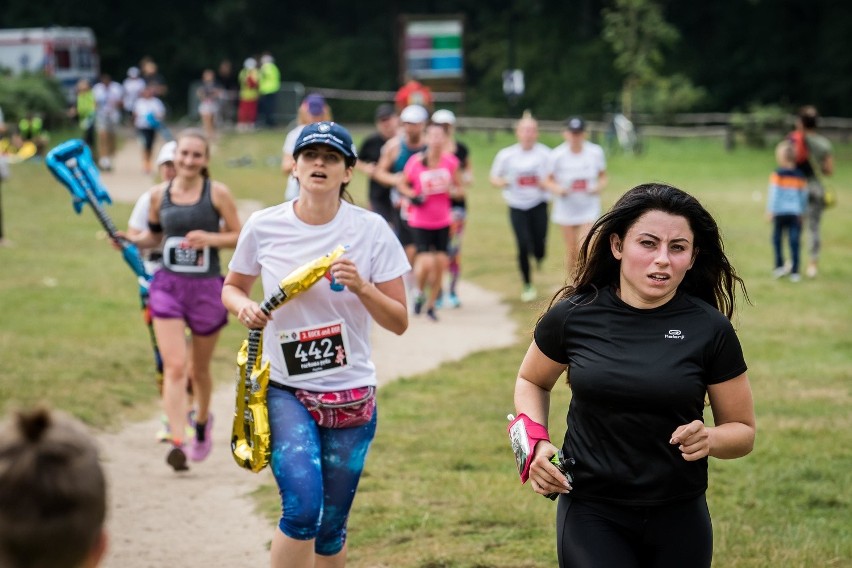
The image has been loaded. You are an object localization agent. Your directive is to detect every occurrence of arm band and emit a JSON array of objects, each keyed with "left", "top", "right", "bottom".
[
  {"left": 507, "top": 413, "right": 550, "bottom": 483},
  {"left": 148, "top": 221, "right": 163, "bottom": 233}
]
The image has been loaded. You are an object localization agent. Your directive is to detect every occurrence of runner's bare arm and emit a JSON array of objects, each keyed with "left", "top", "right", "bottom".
[
  {"left": 372, "top": 138, "right": 403, "bottom": 188},
  {"left": 222, "top": 271, "right": 269, "bottom": 328}
]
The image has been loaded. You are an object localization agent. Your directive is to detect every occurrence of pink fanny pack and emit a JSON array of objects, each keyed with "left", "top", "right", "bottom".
[{"left": 295, "top": 386, "right": 376, "bottom": 429}]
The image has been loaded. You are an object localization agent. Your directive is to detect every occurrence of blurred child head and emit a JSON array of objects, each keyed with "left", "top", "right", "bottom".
[
  {"left": 775, "top": 139, "right": 796, "bottom": 169},
  {"left": 0, "top": 406, "right": 107, "bottom": 568}
]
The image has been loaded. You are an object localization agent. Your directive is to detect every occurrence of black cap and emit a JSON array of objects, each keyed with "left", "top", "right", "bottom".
[
  {"left": 374, "top": 103, "right": 396, "bottom": 121},
  {"left": 565, "top": 116, "right": 585, "bottom": 132}
]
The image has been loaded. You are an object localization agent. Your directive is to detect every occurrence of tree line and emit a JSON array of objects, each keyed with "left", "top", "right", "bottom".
[{"left": 2, "top": 0, "right": 850, "bottom": 121}]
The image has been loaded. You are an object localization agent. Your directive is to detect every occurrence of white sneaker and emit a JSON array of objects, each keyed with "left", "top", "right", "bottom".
[
  {"left": 789, "top": 273, "right": 802, "bottom": 283},
  {"left": 772, "top": 266, "right": 789, "bottom": 279},
  {"left": 520, "top": 285, "right": 537, "bottom": 303}
]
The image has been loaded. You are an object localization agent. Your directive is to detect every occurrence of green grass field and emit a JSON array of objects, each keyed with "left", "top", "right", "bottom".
[{"left": 0, "top": 129, "right": 849, "bottom": 567}]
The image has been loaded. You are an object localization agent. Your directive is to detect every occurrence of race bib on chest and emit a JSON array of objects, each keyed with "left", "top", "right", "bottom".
[
  {"left": 163, "top": 236, "right": 210, "bottom": 273},
  {"left": 279, "top": 320, "right": 351, "bottom": 379},
  {"left": 418, "top": 168, "right": 451, "bottom": 195},
  {"left": 516, "top": 173, "right": 539, "bottom": 187},
  {"left": 570, "top": 179, "right": 589, "bottom": 192}
]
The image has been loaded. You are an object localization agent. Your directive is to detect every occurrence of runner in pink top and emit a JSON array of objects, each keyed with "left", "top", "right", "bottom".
[{"left": 399, "top": 122, "right": 463, "bottom": 321}]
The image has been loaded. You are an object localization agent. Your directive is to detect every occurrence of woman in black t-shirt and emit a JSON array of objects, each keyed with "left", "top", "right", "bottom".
[{"left": 512, "top": 183, "right": 756, "bottom": 568}]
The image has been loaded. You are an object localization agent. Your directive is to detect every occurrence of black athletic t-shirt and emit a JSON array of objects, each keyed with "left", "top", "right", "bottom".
[
  {"left": 358, "top": 133, "right": 392, "bottom": 204},
  {"left": 534, "top": 286, "right": 747, "bottom": 506}
]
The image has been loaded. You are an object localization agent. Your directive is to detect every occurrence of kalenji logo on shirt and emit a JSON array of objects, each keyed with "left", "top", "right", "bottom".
[{"left": 665, "top": 329, "right": 685, "bottom": 340}]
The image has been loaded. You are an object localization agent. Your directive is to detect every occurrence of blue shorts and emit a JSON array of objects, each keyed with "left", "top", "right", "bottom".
[
  {"left": 267, "top": 386, "right": 377, "bottom": 555},
  {"left": 148, "top": 270, "right": 227, "bottom": 336}
]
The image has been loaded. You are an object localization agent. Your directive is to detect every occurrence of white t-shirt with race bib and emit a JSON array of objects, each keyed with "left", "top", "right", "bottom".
[
  {"left": 228, "top": 200, "right": 410, "bottom": 392},
  {"left": 489, "top": 142, "right": 551, "bottom": 210},
  {"left": 546, "top": 141, "right": 606, "bottom": 226}
]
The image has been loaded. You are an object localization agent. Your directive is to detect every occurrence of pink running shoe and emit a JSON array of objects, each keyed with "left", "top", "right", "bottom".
[{"left": 188, "top": 413, "right": 214, "bottom": 462}]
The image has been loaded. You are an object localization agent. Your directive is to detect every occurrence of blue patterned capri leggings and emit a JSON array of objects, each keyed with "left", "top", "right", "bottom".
[{"left": 267, "top": 386, "right": 377, "bottom": 555}]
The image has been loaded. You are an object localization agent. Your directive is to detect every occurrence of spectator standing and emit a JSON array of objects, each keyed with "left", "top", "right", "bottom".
[
  {"left": 197, "top": 69, "right": 222, "bottom": 140},
  {"left": 140, "top": 57, "right": 168, "bottom": 98},
  {"left": 92, "top": 73, "right": 124, "bottom": 171},
  {"left": 216, "top": 59, "right": 240, "bottom": 126},
  {"left": 394, "top": 75, "right": 434, "bottom": 112},
  {"left": 69, "top": 78, "right": 96, "bottom": 152},
  {"left": 766, "top": 140, "right": 808, "bottom": 282},
  {"left": 788, "top": 105, "right": 834, "bottom": 278},
  {"left": 489, "top": 112, "right": 551, "bottom": 302},
  {"left": 257, "top": 52, "right": 282, "bottom": 128},
  {"left": 237, "top": 58, "right": 260, "bottom": 132},
  {"left": 356, "top": 103, "right": 399, "bottom": 223}
]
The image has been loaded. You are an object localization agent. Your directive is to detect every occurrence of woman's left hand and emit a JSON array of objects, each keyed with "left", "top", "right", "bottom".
[
  {"left": 670, "top": 420, "right": 711, "bottom": 461},
  {"left": 329, "top": 258, "right": 367, "bottom": 295}
]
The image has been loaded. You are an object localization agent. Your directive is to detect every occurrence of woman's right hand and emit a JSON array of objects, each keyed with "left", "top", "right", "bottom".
[
  {"left": 527, "top": 440, "right": 572, "bottom": 496},
  {"left": 238, "top": 301, "right": 270, "bottom": 330}
]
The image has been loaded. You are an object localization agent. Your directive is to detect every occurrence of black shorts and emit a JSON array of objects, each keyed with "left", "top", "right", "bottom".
[
  {"left": 394, "top": 210, "right": 415, "bottom": 247},
  {"left": 412, "top": 226, "right": 450, "bottom": 253},
  {"left": 137, "top": 128, "right": 157, "bottom": 152},
  {"left": 369, "top": 198, "right": 395, "bottom": 226}
]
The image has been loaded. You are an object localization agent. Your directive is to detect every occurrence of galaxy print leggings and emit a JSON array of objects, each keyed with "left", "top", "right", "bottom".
[{"left": 267, "top": 386, "right": 377, "bottom": 555}]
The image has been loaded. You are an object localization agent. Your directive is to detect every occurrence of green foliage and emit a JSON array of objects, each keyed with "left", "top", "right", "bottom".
[
  {"left": 632, "top": 73, "right": 707, "bottom": 118},
  {"left": 600, "top": 0, "right": 707, "bottom": 118},
  {"left": 730, "top": 104, "right": 791, "bottom": 148},
  {"left": 0, "top": 72, "right": 68, "bottom": 126},
  {"left": 602, "top": 0, "right": 679, "bottom": 83}
]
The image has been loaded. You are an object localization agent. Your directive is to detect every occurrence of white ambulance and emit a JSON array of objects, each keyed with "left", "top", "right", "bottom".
[{"left": 0, "top": 27, "right": 99, "bottom": 100}]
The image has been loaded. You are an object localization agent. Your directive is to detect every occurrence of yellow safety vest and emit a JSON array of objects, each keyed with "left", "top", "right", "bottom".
[
  {"left": 239, "top": 69, "right": 259, "bottom": 102},
  {"left": 259, "top": 62, "right": 281, "bottom": 95}
]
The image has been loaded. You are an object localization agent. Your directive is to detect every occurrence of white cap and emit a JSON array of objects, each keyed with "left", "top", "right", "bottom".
[
  {"left": 400, "top": 104, "right": 429, "bottom": 124},
  {"left": 244, "top": 57, "right": 257, "bottom": 69},
  {"left": 156, "top": 141, "right": 176, "bottom": 166},
  {"left": 431, "top": 109, "right": 456, "bottom": 125}
]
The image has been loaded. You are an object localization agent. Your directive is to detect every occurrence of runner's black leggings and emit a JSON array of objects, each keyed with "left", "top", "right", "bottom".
[
  {"left": 556, "top": 495, "right": 712, "bottom": 568},
  {"left": 509, "top": 202, "right": 549, "bottom": 285}
]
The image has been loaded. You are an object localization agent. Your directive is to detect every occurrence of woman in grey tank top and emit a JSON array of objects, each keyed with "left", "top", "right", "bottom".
[{"left": 124, "top": 128, "right": 242, "bottom": 472}]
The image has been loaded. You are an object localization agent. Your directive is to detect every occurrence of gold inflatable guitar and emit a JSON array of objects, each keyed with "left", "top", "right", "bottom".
[{"left": 232, "top": 244, "right": 346, "bottom": 472}]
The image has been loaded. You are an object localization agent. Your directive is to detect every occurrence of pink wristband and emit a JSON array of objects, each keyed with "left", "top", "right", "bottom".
[{"left": 507, "top": 413, "right": 550, "bottom": 483}]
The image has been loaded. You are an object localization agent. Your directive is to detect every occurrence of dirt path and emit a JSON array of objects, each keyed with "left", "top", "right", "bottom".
[{"left": 97, "top": 135, "right": 519, "bottom": 567}]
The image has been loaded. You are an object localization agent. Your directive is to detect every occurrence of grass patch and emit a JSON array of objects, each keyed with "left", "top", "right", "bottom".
[{"left": 1, "top": 130, "right": 849, "bottom": 566}]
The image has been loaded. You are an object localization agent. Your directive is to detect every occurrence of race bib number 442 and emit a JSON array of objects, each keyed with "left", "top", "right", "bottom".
[{"left": 279, "top": 320, "right": 351, "bottom": 379}]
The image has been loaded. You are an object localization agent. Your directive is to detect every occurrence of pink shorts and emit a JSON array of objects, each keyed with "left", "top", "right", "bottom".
[{"left": 149, "top": 270, "right": 228, "bottom": 336}]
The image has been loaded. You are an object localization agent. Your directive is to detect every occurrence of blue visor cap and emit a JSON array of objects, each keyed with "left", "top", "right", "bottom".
[{"left": 294, "top": 121, "right": 358, "bottom": 163}]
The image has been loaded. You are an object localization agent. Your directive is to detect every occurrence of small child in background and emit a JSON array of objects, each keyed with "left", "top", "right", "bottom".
[
  {"left": 766, "top": 140, "right": 808, "bottom": 282},
  {"left": 0, "top": 405, "right": 108, "bottom": 568}
]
